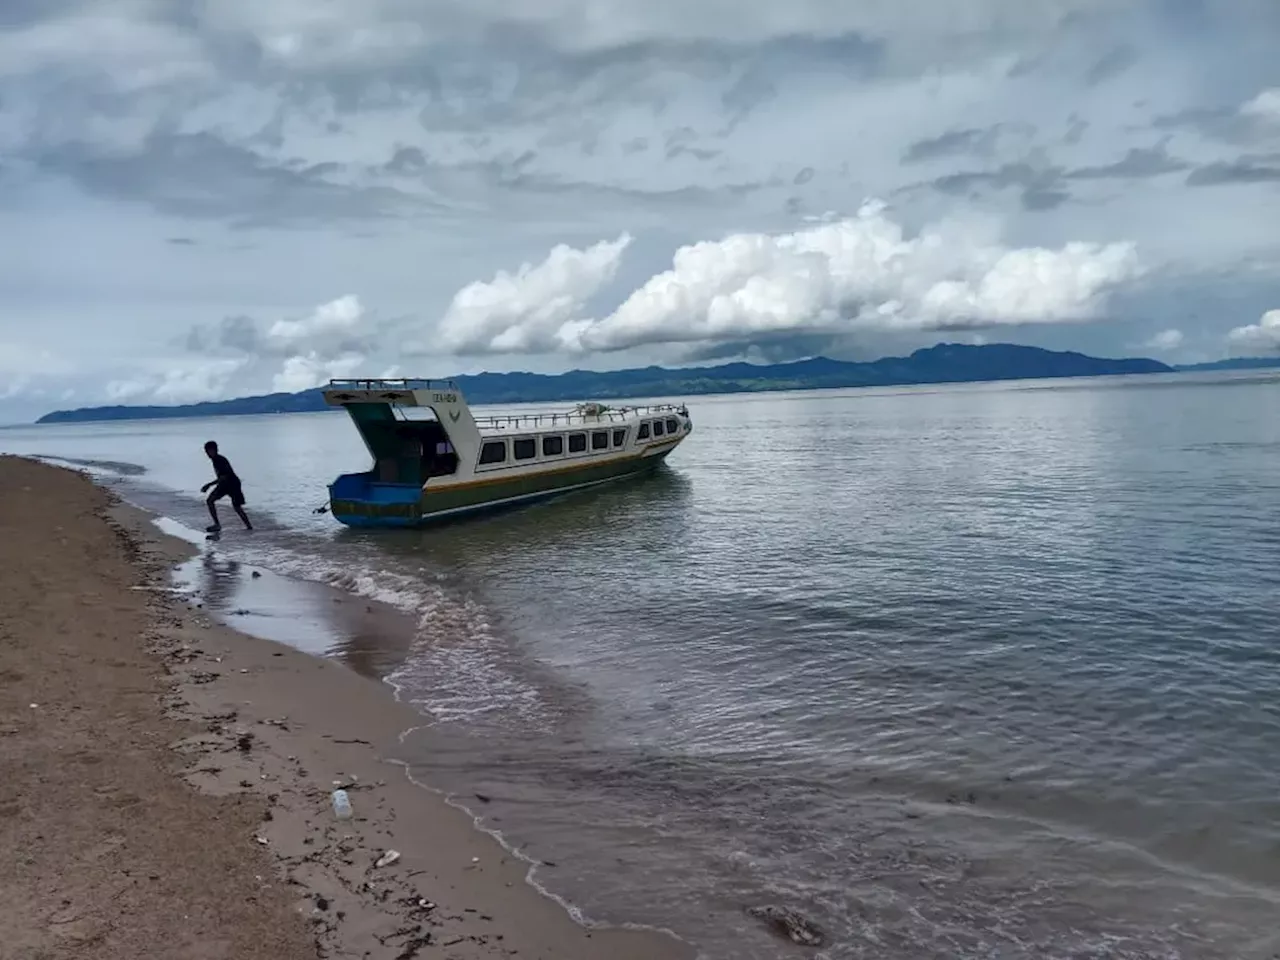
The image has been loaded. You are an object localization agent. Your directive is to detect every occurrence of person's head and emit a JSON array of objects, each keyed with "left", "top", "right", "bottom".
[{"left": 204, "top": 440, "right": 218, "bottom": 458}]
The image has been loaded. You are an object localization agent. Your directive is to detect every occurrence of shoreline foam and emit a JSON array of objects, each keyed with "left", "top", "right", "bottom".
[{"left": 2, "top": 455, "right": 695, "bottom": 960}]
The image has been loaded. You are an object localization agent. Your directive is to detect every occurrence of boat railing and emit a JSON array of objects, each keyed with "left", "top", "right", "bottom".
[
  {"left": 473, "top": 404, "right": 687, "bottom": 431},
  {"left": 328, "top": 377, "right": 460, "bottom": 391}
]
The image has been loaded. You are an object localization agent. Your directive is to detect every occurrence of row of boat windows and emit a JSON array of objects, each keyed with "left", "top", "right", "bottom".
[{"left": 477, "top": 417, "right": 681, "bottom": 466}]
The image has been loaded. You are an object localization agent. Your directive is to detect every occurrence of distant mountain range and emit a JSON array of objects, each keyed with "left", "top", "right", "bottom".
[{"left": 32, "top": 342, "right": 1277, "bottom": 425}]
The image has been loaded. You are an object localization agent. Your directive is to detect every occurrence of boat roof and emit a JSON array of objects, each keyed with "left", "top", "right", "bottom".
[{"left": 322, "top": 378, "right": 461, "bottom": 407}]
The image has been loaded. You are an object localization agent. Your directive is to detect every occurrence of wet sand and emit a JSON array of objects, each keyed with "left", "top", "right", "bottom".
[{"left": 0, "top": 455, "right": 693, "bottom": 960}]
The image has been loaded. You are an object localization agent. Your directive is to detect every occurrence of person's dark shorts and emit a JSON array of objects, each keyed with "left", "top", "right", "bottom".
[{"left": 209, "top": 480, "right": 245, "bottom": 507}]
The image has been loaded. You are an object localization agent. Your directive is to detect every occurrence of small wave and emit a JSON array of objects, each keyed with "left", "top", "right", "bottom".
[
  {"left": 202, "top": 540, "right": 557, "bottom": 732},
  {"left": 384, "top": 745, "right": 697, "bottom": 953},
  {"left": 32, "top": 454, "right": 148, "bottom": 477}
]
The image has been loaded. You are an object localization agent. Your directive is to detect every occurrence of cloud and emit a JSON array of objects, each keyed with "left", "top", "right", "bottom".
[
  {"left": 902, "top": 127, "right": 1002, "bottom": 164},
  {"left": 1065, "top": 143, "right": 1189, "bottom": 180},
  {"left": 24, "top": 133, "right": 430, "bottom": 227},
  {"left": 1227, "top": 309, "right": 1280, "bottom": 355},
  {"left": 1, "top": 375, "right": 32, "bottom": 400},
  {"left": 1240, "top": 88, "right": 1280, "bottom": 124},
  {"left": 1144, "top": 328, "right": 1183, "bottom": 351},
  {"left": 920, "top": 142, "right": 1191, "bottom": 211},
  {"left": 1084, "top": 45, "right": 1138, "bottom": 86},
  {"left": 5, "top": 0, "right": 1280, "bottom": 421},
  {"left": 105, "top": 359, "right": 249, "bottom": 404},
  {"left": 1186, "top": 159, "right": 1280, "bottom": 187},
  {"left": 445, "top": 200, "right": 1142, "bottom": 356},
  {"left": 185, "top": 296, "right": 379, "bottom": 360},
  {"left": 272, "top": 352, "right": 365, "bottom": 393},
  {"left": 266, "top": 294, "right": 365, "bottom": 352},
  {"left": 0, "top": 340, "right": 76, "bottom": 378},
  {"left": 180, "top": 295, "right": 388, "bottom": 395},
  {"left": 926, "top": 160, "right": 1072, "bottom": 211},
  {"left": 436, "top": 235, "right": 631, "bottom": 354}
]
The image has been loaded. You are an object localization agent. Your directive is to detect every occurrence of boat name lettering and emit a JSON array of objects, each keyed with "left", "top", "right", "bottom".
[{"left": 432, "top": 392, "right": 458, "bottom": 403}]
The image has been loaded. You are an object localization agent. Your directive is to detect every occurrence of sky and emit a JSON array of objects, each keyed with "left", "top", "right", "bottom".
[{"left": 2, "top": 0, "right": 1279, "bottom": 422}]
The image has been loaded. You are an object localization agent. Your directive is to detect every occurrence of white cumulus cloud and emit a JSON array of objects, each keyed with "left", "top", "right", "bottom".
[
  {"left": 1145, "top": 328, "right": 1184, "bottom": 351},
  {"left": 437, "top": 235, "right": 631, "bottom": 355},
  {"left": 272, "top": 352, "right": 365, "bottom": 393},
  {"left": 267, "top": 294, "right": 366, "bottom": 352},
  {"left": 442, "top": 201, "right": 1142, "bottom": 356},
  {"left": 1227, "top": 309, "right": 1280, "bottom": 354},
  {"left": 105, "top": 359, "right": 248, "bottom": 404},
  {"left": 1240, "top": 88, "right": 1280, "bottom": 123}
]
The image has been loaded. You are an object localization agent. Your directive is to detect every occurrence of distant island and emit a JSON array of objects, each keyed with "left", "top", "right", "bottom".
[{"left": 33, "top": 341, "right": 1220, "bottom": 425}]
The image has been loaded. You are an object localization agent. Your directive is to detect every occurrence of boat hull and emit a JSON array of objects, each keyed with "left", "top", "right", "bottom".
[{"left": 330, "top": 445, "right": 674, "bottom": 529}]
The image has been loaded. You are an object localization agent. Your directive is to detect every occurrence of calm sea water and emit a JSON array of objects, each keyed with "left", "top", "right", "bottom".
[{"left": 5, "top": 371, "right": 1280, "bottom": 959}]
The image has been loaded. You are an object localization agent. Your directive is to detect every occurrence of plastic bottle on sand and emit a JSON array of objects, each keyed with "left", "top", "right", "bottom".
[{"left": 332, "top": 788, "right": 353, "bottom": 820}]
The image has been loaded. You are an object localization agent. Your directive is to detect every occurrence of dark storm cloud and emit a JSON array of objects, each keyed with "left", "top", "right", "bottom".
[
  {"left": 1149, "top": 106, "right": 1268, "bottom": 149},
  {"left": 918, "top": 141, "right": 1197, "bottom": 209},
  {"left": 1064, "top": 143, "right": 1189, "bottom": 179},
  {"left": 0, "top": 0, "right": 84, "bottom": 29},
  {"left": 183, "top": 314, "right": 264, "bottom": 354},
  {"left": 929, "top": 161, "right": 1072, "bottom": 211},
  {"left": 26, "top": 132, "right": 433, "bottom": 227},
  {"left": 1185, "top": 159, "right": 1280, "bottom": 186},
  {"left": 902, "top": 127, "right": 1003, "bottom": 164},
  {"left": 1085, "top": 45, "right": 1139, "bottom": 86}
]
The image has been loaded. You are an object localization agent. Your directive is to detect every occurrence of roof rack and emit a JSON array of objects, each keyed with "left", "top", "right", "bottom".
[{"left": 327, "top": 378, "right": 459, "bottom": 391}]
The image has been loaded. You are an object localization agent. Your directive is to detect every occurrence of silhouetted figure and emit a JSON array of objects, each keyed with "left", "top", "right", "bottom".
[{"left": 201, "top": 440, "right": 252, "bottom": 533}]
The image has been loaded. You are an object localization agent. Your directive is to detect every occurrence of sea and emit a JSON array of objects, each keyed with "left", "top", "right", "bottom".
[{"left": 4, "top": 369, "right": 1280, "bottom": 960}]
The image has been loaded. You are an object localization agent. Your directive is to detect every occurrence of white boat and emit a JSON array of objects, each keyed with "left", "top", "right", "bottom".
[{"left": 322, "top": 379, "right": 692, "bottom": 527}]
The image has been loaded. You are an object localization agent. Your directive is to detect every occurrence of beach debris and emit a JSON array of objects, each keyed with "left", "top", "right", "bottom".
[
  {"left": 29, "top": 703, "right": 38, "bottom": 709},
  {"left": 474, "top": 793, "right": 491, "bottom": 803},
  {"left": 314, "top": 895, "right": 330, "bottom": 912},
  {"left": 254, "top": 835, "right": 269, "bottom": 846},
  {"left": 374, "top": 850, "right": 400, "bottom": 869},
  {"left": 251, "top": 570, "right": 262, "bottom": 579},
  {"left": 332, "top": 789, "right": 353, "bottom": 820},
  {"left": 746, "top": 905, "right": 826, "bottom": 947},
  {"left": 393, "top": 933, "right": 433, "bottom": 959}
]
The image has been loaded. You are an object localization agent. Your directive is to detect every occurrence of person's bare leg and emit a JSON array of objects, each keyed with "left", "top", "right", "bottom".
[
  {"left": 206, "top": 498, "right": 221, "bottom": 531},
  {"left": 233, "top": 505, "right": 253, "bottom": 530}
]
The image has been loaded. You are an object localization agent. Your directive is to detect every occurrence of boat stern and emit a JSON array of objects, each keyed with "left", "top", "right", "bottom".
[{"left": 327, "top": 471, "right": 424, "bottom": 528}]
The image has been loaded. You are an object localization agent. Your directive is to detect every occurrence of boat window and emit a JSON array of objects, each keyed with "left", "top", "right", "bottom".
[
  {"left": 666, "top": 417, "right": 679, "bottom": 433},
  {"left": 568, "top": 432, "right": 587, "bottom": 453},
  {"left": 612, "top": 428, "right": 627, "bottom": 447},
  {"left": 591, "top": 431, "right": 609, "bottom": 451},
  {"left": 513, "top": 438, "right": 536, "bottom": 461},
  {"left": 478, "top": 440, "right": 506, "bottom": 465},
  {"left": 542, "top": 435, "right": 564, "bottom": 457},
  {"left": 653, "top": 420, "right": 665, "bottom": 437},
  {"left": 637, "top": 422, "right": 651, "bottom": 440}
]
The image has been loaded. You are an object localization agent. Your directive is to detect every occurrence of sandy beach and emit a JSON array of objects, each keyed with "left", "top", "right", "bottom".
[{"left": 0, "top": 455, "right": 694, "bottom": 960}]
